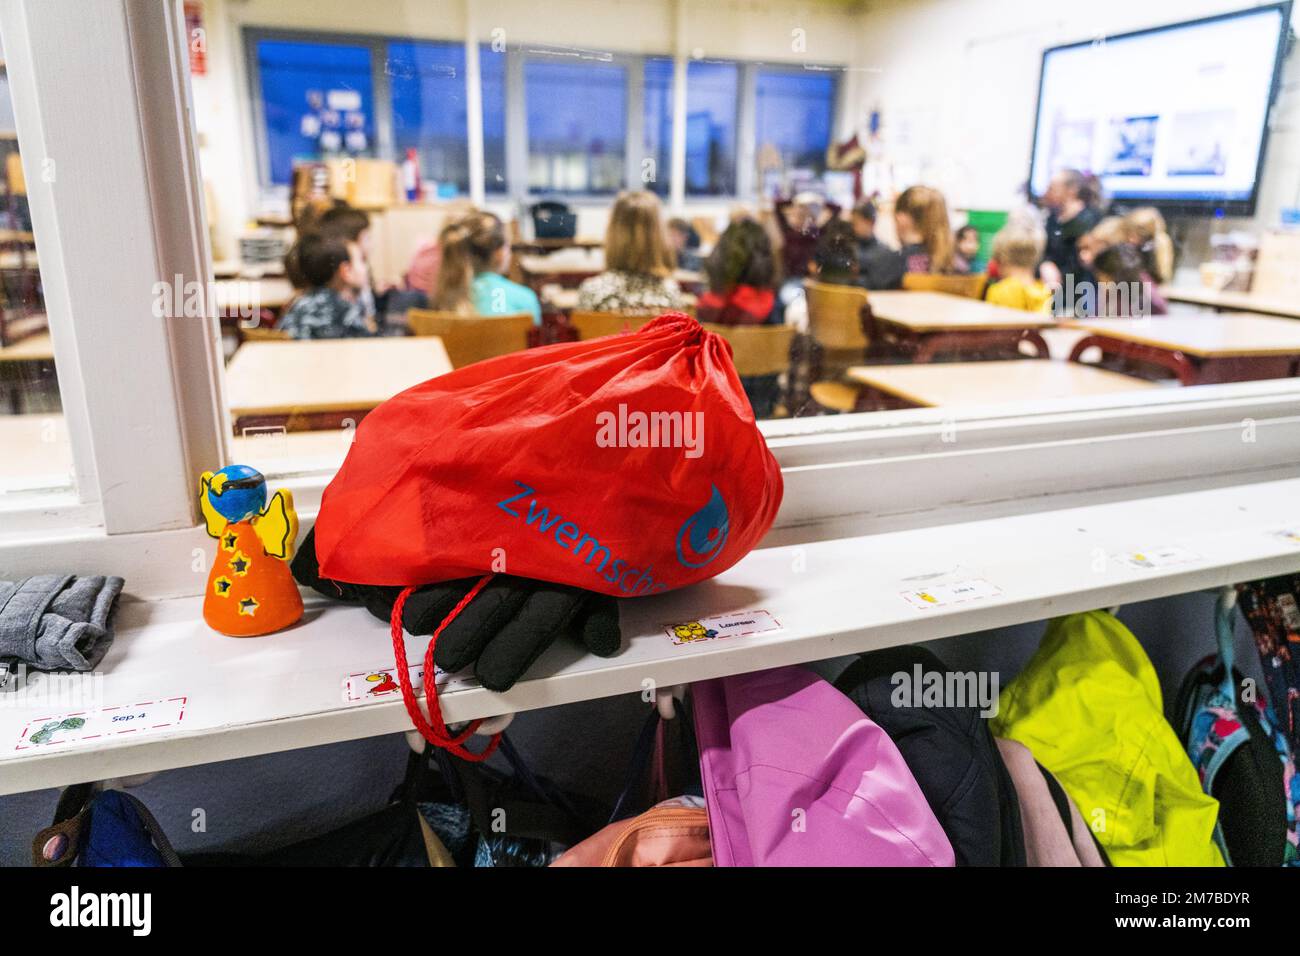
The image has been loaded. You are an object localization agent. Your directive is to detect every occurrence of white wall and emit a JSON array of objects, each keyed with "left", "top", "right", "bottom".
[{"left": 849, "top": 0, "right": 1300, "bottom": 271}]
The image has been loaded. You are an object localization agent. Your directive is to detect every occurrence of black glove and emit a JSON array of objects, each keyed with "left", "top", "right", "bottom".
[
  {"left": 397, "top": 576, "right": 620, "bottom": 692},
  {"left": 292, "top": 528, "right": 621, "bottom": 691}
]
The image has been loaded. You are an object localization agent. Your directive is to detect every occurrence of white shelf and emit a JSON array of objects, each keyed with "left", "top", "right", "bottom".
[{"left": 4, "top": 476, "right": 1300, "bottom": 796}]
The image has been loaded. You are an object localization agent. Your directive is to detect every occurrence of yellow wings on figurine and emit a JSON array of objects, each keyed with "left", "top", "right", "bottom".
[{"left": 252, "top": 489, "right": 299, "bottom": 561}]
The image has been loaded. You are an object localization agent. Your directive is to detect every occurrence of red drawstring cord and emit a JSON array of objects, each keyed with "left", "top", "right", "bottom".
[{"left": 390, "top": 574, "right": 502, "bottom": 762}]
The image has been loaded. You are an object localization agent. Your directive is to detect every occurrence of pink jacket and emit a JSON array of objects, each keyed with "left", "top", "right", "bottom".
[{"left": 693, "top": 665, "right": 955, "bottom": 867}]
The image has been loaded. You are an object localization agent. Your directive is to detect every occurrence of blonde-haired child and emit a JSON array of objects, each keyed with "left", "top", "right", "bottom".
[
  {"left": 986, "top": 224, "right": 1052, "bottom": 313},
  {"left": 1124, "top": 207, "right": 1174, "bottom": 284},
  {"left": 894, "top": 185, "right": 959, "bottom": 274}
]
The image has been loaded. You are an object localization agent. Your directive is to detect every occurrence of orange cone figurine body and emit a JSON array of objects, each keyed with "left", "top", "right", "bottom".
[{"left": 200, "top": 465, "right": 304, "bottom": 637}]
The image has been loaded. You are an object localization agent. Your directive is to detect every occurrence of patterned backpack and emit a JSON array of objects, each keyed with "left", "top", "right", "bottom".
[{"left": 1175, "top": 594, "right": 1299, "bottom": 866}]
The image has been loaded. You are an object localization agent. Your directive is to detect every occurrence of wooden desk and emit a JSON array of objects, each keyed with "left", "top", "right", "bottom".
[
  {"left": 865, "top": 290, "right": 1054, "bottom": 362},
  {"left": 1065, "top": 315, "right": 1300, "bottom": 385},
  {"left": 848, "top": 359, "right": 1158, "bottom": 411},
  {"left": 0, "top": 331, "right": 53, "bottom": 362},
  {"left": 1161, "top": 285, "right": 1300, "bottom": 320},
  {"left": 212, "top": 261, "right": 288, "bottom": 280},
  {"left": 224, "top": 336, "right": 452, "bottom": 431},
  {"left": 519, "top": 250, "right": 700, "bottom": 294},
  {"left": 512, "top": 237, "right": 604, "bottom": 255},
  {"left": 0, "top": 331, "right": 55, "bottom": 413},
  {"left": 212, "top": 277, "right": 296, "bottom": 313},
  {"left": 518, "top": 250, "right": 605, "bottom": 290}
]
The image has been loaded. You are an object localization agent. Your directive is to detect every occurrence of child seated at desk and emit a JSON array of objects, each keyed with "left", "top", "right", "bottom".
[
  {"left": 277, "top": 233, "right": 377, "bottom": 340},
  {"left": 1092, "top": 243, "right": 1168, "bottom": 318},
  {"left": 986, "top": 224, "right": 1053, "bottom": 314},
  {"left": 895, "top": 185, "right": 964, "bottom": 275},
  {"left": 1124, "top": 207, "right": 1174, "bottom": 285},
  {"left": 808, "top": 219, "right": 862, "bottom": 286},
  {"left": 697, "top": 219, "right": 777, "bottom": 325},
  {"left": 577, "top": 190, "right": 685, "bottom": 314},
  {"left": 431, "top": 211, "right": 541, "bottom": 325},
  {"left": 850, "top": 200, "right": 904, "bottom": 290},
  {"left": 954, "top": 224, "right": 981, "bottom": 273}
]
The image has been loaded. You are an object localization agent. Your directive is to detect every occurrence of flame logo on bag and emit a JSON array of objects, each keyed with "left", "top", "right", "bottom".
[{"left": 676, "top": 485, "right": 730, "bottom": 569}]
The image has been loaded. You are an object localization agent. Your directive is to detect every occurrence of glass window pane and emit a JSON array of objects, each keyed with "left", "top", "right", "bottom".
[
  {"left": 643, "top": 58, "right": 739, "bottom": 197},
  {"left": 643, "top": 57, "right": 672, "bottom": 197},
  {"left": 0, "top": 72, "right": 66, "bottom": 495},
  {"left": 388, "top": 41, "right": 468, "bottom": 196},
  {"left": 254, "top": 38, "right": 375, "bottom": 187},
  {"left": 481, "top": 45, "right": 507, "bottom": 194},
  {"left": 684, "top": 61, "right": 738, "bottom": 196},
  {"left": 755, "top": 69, "right": 836, "bottom": 174},
  {"left": 526, "top": 59, "right": 626, "bottom": 195}
]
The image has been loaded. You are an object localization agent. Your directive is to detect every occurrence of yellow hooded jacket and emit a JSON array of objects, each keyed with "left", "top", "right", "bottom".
[{"left": 992, "top": 610, "right": 1224, "bottom": 867}]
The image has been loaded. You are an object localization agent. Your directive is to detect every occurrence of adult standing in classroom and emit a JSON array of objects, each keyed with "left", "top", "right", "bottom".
[{"left": 1039, "top": 169, "right": 1103, "bottom": 316}]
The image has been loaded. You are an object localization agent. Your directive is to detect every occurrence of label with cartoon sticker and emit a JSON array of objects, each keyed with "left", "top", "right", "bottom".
[
  {"left": 900, "top": 577, "right": 1001, "bottom": 610},
  {"left": 342, "top": 663, "right": 477, "bottom": 704},
  {"left": 664, "top": 610, "right": 781, "bottom": 646},
  {"left": 15, "top": 697, "right": 188, "bottom": 750},
  {"left": 1112, "top": 545, "right": 1201, "bottom": 570}
]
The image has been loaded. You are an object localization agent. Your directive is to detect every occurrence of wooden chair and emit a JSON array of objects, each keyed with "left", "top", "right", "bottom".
[
  {"left": 804, "top": 279, "right": 872, "bottom": 353},
  {"left": 702, "top": 322, "right": 796, "bottom": 417},
  {"left": 701, "top": 322, "right": 794, "bottom": 377},
  {"left": 690, "top": 215, "right": 720, "bottom": 249},
  {"left": 569, "top": 310, "right": 655, "bottom": 340},
  {"left": 407, "top": 309, "right": 533, "bottom": 368},
  {"left": 240, "top": 326, "right": 290, "bottom": 342},
  {"left": 802, "top": 280, "right": 873, "bottom": 415},
  {"left": 902, "top": 272, "right": 989, "bottom": 299}
]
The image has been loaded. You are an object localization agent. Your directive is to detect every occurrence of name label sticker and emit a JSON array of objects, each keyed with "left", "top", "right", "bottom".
[
  {"left": 664, "top": 610, "right": 782, "bottom": 646},
  {"left": 900, "top": 577, "right": 1002, "bottom": 611},
  {"left": 15, "top": 697, "right": 188, "bottom": 751},
  {"left": 342, "top": 664, "right": 476, "bottom": 704},
  {"left": 1112, "top": 545, "right": 1201, "bottom": 570}
]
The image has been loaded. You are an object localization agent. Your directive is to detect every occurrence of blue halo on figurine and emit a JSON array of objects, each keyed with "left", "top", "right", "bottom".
[{"left": 204, "top": 464, "right": 267, "bottom": 524}]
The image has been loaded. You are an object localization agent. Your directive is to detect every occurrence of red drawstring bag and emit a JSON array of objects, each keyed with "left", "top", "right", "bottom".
[
  {"left": 314, "top": 313, "right": 783, "bottom": 595},
  {"left": 313, "top": 313, "right": 782, "bottom": 760}
]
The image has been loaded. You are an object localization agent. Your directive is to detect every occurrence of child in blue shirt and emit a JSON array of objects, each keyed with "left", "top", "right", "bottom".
[{"left": 431, "top": 211, "right": 541, "bottom": 325}]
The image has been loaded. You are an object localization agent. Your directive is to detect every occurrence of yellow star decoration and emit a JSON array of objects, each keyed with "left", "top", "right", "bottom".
[
  {"left": 213, "top": 576, "right": 234, "bottom": 598},
  {"left": 221, "top": 531, "right": 239, "bottom": 553},
  {"left": 228, "top": 551, "right": 252, "bottom": 577},
  {"left": 238, "top": 596, "right": 260, "bottom": 617}
]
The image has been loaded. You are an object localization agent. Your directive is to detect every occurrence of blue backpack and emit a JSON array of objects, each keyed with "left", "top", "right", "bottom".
[
  {"left": 1176, "top": 596, "right": 1299, "bottom": 866},
  {"left": 34, "top": 785, "right": 180, "bottom": 867}
]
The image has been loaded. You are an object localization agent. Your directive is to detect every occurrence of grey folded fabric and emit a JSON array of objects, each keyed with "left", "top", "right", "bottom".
[{"left": 0, "top": 574, "right": 124, "bottom": 671}]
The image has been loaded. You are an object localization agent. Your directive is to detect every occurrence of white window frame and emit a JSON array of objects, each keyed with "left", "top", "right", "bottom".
[{"left": 3, "top": 0, "right": 1300, "bottom": 607}]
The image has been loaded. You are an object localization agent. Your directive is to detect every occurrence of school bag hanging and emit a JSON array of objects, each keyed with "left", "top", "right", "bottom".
[
  {"left": 1174, "top": 592, "right": 1299, "bottom": 867},
  {"left": 692, "top": 664, "right": 955, "bottom": 867},
  {"left": 992, "top": 610, "right": 1224, "bottom": 867},
  {"left": 551, "top": 797, "right": 712, "bottom": 867},
  {"left": 994, "top": 738, "right": 1108, "bottom": 867},
  {"left": 1235, "top": 572, "right": 1300, "bottom": 755},
  {"left": 834, "top": 645, "right": 1026, "bottom": 866},
  {"left": 307, "top": 314, "right": 783, "bottom": 758},
  {"left": 33, "top": 784, "right": 180, "bottom": 867}
]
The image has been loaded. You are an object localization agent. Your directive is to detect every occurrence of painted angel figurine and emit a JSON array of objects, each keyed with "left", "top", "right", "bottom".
[{"left": 199, "top": 464, "right": 303, "bottom": 637}]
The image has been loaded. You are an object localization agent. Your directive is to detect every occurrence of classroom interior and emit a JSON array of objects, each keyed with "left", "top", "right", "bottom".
[
  {"left": 6, "top": 0, "right": 1300, "bottom": 495},
  {"left": 4, "top": 0, "right": 1300, "bottom": 874}
]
